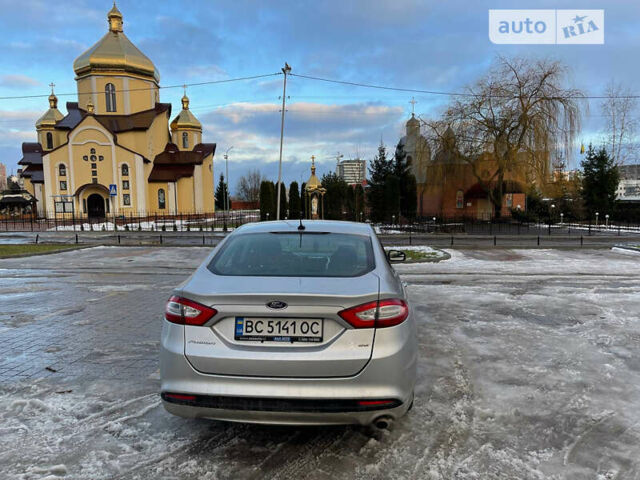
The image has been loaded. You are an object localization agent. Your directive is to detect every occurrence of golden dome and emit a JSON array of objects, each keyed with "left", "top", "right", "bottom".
[
  {"left": 170, "top": 93, "right": 202, "bottom": 131},
  {"left": 305, "top": 156, "right": 325, "bottom": 192},
  {"left": 73, "top": 4, "right": 160, "bottom": 83},
  {"left": 35, "top": 89, "right": 63, "bottom": 128}
]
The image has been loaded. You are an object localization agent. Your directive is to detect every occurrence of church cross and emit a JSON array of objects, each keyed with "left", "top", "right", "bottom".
[
  {"left": 409, "top": 97, "right": 417, "bottom": 115},
  {"left": 49, "top": 82, "right": 55, "bottom": 94}
]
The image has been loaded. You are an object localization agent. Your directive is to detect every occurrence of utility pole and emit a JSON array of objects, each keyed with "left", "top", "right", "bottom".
[{"left": 276, "top": 62, "right": 291, "bottom": 220}]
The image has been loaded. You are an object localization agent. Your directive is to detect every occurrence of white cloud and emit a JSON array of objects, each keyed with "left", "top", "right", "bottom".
[{"left": 0, "top": 75, "right": 40, "bottom": 89}]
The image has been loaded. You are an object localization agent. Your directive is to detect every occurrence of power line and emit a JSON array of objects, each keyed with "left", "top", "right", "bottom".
[
  {"left": 291, "top": 72, "right": 640, "bottom": 100},
  {"left": 0, "top": 72, "right": 282, "bottom": 101}
]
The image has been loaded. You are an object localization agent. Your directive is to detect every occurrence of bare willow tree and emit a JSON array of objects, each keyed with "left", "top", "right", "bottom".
[
  {"left": 423, "top": 56, "right": 583, "bottom": 217},
  {"left": 236, "top": 168, "right": 263, "bottom": 202},
  {"left": 600, "top": 80, "right": 638, "bottom": 165}
]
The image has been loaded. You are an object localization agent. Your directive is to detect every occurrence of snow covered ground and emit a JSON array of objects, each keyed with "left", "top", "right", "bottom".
[{"left": 1, "top": 247, "right": 639, "bottom": 479}]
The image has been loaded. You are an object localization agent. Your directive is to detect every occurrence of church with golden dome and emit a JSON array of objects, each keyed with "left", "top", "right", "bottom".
[{"left": 18, "top": 3, "right": 216, "bottom": 218}]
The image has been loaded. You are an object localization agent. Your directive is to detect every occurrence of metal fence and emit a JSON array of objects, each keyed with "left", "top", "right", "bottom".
[{"left": 0, "top": 210, "right": 260, "bottom": 232}]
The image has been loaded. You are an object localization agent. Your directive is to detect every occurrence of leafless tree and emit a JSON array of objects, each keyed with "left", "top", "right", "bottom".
[
  {"left": 236, "top": 168, "right": 263, "bottom": 202},
  {"left": 423, "top": 56, "right": 583, "bottom": 217},
  {"left": 600, "top": 80, "right": 638, "bottom": 165}
]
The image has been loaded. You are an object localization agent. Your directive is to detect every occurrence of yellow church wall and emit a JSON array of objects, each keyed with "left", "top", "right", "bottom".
[
  {"left": 77, "top": 74, "right": 158, "bottom": 115},
  {"left": 146, "top": 182, "right": 169, "bottom": 215},
  {"left": 177, "top": 176, "right": 195, "bottom": 212},
  {"left": 117, "top": 110, "right": 169, "bottom": 161},
  {"left": 37, "top": 129, "right": 66, "bottom": 151},
  {"left": 202, "top": 155, "right": 214, "bottom": 213},
  {"left": 172, "top": 129, "right": 201, "bottom": 151}
]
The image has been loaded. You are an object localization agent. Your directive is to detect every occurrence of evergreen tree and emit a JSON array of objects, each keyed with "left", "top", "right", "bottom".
[
  {"left": 394, "top": 145, "right": 418, "bottom": 220},
  {"left": 301, "top": 182, "right": 307, "bottom": 218},
  {"left": 367, "top": 142, "right": 393, "bottom": 222},
  {"left": 581, "top": 145, "right": 619, "bottom": 217},
  {"left": 259, "top": 180, "right": 276, "bottom": 220},
  {"left": 215, "top": 173, "right": 229, "bottom": 210},
  {"left": 278, "top": 182, "right": 288, "bottom": 219},
  {"left": 321, "top": 172, "right": 350, "bottom": 220},
  {"left": 288, "top": 181, "right": 301, "bottom": 219},
  {"left": 353, "top": 184, "right": 365, "bottom": 221}
]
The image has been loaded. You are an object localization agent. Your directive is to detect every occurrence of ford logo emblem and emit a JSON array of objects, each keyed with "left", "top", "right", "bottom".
[{"left": 266, "top": 301, "right": 287, "bottom": 310}]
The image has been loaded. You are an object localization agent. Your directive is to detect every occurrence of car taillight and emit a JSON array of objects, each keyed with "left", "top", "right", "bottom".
[
  {"left": 338, "top": 298, "right": 408, "bottom": 329},
  {"left": 165, "top": 295, "right": 217, "bottom": 326}
]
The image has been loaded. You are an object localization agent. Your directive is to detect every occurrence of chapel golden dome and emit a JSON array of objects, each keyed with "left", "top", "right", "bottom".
[
  {"left": 35, "top": 87, "right": 64, "bottom": 128},
  {"left": 305, "top": 156, "right": 324, "bottom": 192},
  {"left": 170, "top": 92, "right": 202, "bottom": 131},
  {"left": 73, "top": 3, "right": 160, "bottom": 83}
]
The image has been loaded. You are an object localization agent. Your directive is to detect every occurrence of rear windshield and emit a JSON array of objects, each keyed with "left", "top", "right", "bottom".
[{"left": 208, "top": 232, "right": 375, "bottom": 277}]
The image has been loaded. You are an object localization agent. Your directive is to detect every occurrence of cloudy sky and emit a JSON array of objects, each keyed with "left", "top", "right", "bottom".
[{"left": 0, "top": 0, "right": 638, "bottom": 193}]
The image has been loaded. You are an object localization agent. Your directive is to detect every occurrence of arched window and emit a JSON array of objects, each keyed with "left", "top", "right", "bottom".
[
  {"left": 105, "top": 83, "right": 116, "bottom": 112},
  {"left": 46, "top": 132, "right": 53, "bottom": 150},
  {"left": 182, "top": 132, "right": 189, "bottom": 149},
  {"left": 158, "top": 189, "right": 166, "bottom": 209},
  {"left": 121, "top": 164, "right": 129, "bottom": 176},
  {"left": 456, "top": 190, "right": 464, "bottom": 209},
  {"left": 58, "top": 164, "right": 66, "bottom": 177}
]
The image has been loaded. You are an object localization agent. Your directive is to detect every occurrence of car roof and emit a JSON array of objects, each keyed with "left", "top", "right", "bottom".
[{"left": 235, "top": 220, "right": 374, "bottom": 236}]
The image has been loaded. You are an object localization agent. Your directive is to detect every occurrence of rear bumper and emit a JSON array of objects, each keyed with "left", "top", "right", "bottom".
[{"left": 160, "top": 318, "right": 417, "bottom": 425}]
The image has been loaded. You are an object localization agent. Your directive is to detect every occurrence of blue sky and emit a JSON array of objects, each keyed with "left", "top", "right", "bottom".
[{"left": 1, "top": 0, "right": 639, "bottom": 193}]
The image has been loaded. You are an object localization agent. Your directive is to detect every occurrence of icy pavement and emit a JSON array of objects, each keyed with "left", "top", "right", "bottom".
[{"left": 1, "top": 247, "right": 639, "bottom": 479}]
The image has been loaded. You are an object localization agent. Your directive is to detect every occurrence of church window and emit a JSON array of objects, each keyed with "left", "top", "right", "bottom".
[
  {"left": 92, "top": 178, "right": 98, "bottom": 184},
  {"left": 90, "top": 148, "right": 96, "bottom": 154},
  {"left": 105, "top": 83, "right": 117, "bottom": 112},
  {"left": 121, "top": 164, "right": 129, "bottom": 176},
  {"left": 92, "top": 170, "right": 97, "bottom": 177},
  {"left": 59, "top": 181, "right": 67, "bottom": 191},
  {"left": 90, "top": 155, "right": 97, "bottom": 161},
  {"left": 98, "top": 155, "right": 104, "bottom": 161},
  {"left": 122, "top": 180, "right": 130, "bottom": 190},
  {"left": 158, "top": 189, "right": 166, "bottom": 209},
  {"left": 456, "top": 190, "right": 464, "bottom": 209},
  {"left": 123, "top": 194, "right": 131, "bottom": 206},
  {"left": 91, "top": 163, "right": 97, "bottom": 169},
  {"left": 182, "top": 132, "right": 189, "bottom": 149},
  {"left": 83, "top": 155, "right": 88, "bottom": 161},
  {"left": 58, "top": 164, "right": 66, "bottom": 176},
  {"left": 46, "top": 132, "right": 53, "bottom": 150}
]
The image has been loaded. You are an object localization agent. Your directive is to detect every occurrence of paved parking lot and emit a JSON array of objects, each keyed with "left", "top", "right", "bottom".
[{"left": 1, "top": 246, "right": 639, "bottom": 479}]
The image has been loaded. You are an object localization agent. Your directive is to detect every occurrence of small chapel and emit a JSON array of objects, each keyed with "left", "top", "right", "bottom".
[{"left": 17, "top": 3, "right": 216, "bottom": 218}]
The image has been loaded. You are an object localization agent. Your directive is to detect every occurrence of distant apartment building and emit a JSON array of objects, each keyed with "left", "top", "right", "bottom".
[
  {"left": 336, "top": 158, "right": 366, "bottom": 185},
  {"left": 0, "top": 162, "right": 7, "bottom": 190},
  {"left": 616, "top": 164, "right": 640, "bottom": 201}
]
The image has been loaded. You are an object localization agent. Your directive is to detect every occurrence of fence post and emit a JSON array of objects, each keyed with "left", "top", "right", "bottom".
[
  {"left": 451, "top": 235, "right": 454, "bottom": 246},
  {"left": 75, "top": 233, "right": 78, "bottom": 244},
  {"left": 618, "top": 225, "right": 621, "bottom": 236},
  {"left": 580, "top": 235, "right": 583, "bottom": 247},
  {"left": 203, "top": 235, "right": 205, "bottom": 245},
  {"left": 117, "top": 234, "right": 121, "bottom": 245},
  {"left": 35, "top": 234, "right": 39, "bottom": 244},
  {"left": 160, "top": 234, "right": 163, "bottom": 245},
  {"left": 537, "top": 235, "right": 540, "bottom": 246},
  {"left": 494, "top": 235, "right": 497, "bottom": 246}
]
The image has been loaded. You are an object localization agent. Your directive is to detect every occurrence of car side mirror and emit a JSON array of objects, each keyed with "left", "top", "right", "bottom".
[{"left": 387, "top": 250, "right": 406, "bottom": 263}]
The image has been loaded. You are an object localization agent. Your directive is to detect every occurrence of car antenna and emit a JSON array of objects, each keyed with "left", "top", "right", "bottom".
[{"left": 297, "top": 216, "right": 305, "bottom": 231}]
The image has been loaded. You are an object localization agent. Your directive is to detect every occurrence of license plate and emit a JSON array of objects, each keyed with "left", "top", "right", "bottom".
[{"left": 234, "top": 317, "right": 323, "bottom": 343}]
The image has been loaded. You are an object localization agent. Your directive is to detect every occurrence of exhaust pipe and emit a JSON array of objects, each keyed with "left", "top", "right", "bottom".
[{"left": 373, "top": 415, "right": 393, "bottom": 429}]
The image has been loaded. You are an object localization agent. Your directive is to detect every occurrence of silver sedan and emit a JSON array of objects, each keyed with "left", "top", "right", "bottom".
[{"left": 160, "top": 220, "right": 417, "bottom": 426}]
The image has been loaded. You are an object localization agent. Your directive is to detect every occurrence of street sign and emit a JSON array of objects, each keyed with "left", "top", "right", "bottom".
[{"left": 109, "top": 184, "right": 117, "bottom": 196}]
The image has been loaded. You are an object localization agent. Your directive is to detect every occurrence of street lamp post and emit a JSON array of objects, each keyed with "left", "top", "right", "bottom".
[
  {"left": 605, "top": 214, "right": 609, "bottom": 228},
  {"left": 276, "top": 63, "right": 292, "bottom": 220},
  {"left": 595, "top": 212, "right": 599, "bottom": 227},
  {"left": 560, "top": 212, "right": 564, "bottom": 224}
]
